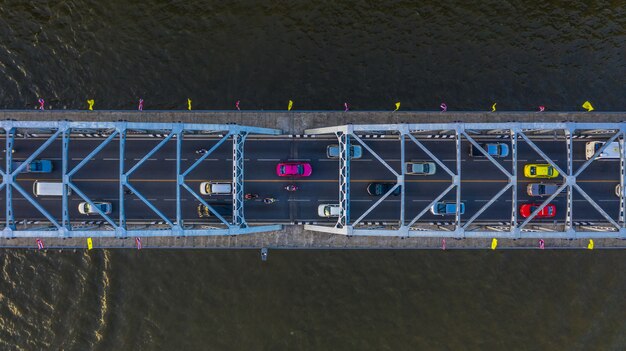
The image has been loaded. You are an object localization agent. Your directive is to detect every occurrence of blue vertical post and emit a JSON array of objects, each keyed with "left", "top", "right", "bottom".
[
  {"left": 232, "top": 132, "right": 247, "bottom": 228},
  {"left": 175, "top": 129, "right": 182, "bottom": 231},
  {"left": 61, "top": 128, "right": 70, "bottom": 231},
  {"left": 5, "top": 129, "right": 14, "bottom": 231},
  {"left": 118, "top": 127, "right": 127, "bottom": 235}
]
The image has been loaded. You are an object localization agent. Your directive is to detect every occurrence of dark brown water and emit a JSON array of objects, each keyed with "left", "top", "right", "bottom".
[{"left": 0, "top": 1, "right": 625, "bottom": 349}]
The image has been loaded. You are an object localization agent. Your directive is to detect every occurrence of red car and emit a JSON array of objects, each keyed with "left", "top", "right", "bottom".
[
  {"left": 519, "top": 203, "right": 556, "bottom": 218},
  {"left": 276, "top": 162, "right": 312, "bottom": 177}
]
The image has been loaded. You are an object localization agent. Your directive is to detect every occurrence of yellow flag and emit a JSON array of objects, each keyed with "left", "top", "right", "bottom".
[
  {"left": 491, "top": 238, "right": 498, "bottom": 250},
  {"left": 87, "top": 99, "right": 95, "bottom": 111},
  {"left": 491, "top": 103, "right": 497, "bottom": 112},
  {"left": 87, "top": 237, "right": 93, "bottom": 250},
  {"left": 587, "top": 239, "right": 594, "bottom": 250},
  {"left": 394, "top": 102, "right": 400, "bottom": 111},
  {"left": 582, "top": 101, "right": 594, "bottom": 111},
  {"left": 187, "top": 98, "right": 192, "bottom": 111},
  {"left": 288, "top": 100, "right": 293, "bottom": 111}
]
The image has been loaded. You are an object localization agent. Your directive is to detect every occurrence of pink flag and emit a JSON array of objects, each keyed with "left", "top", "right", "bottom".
[
  {"left": 138, "top": 98, "right": 144, "bottom": 111},
  {"left": 38, "top": 98, "right": 45, "bottom": 110},
  {"left": 539, "top": 239, "right": 545, "bottom": 249},
  {"left": 442, "top": 238, "right": 446, "bottom": 250},
  {"left": 135, "top": 237, "right": 142, "bottom": 250},
  {"left": 344, "top": 102, "right": 349, "bottom": 112},
  {"left": 538, "top": 106, "right": 545, "bottom": 112},
  {"left": 36, "top": 238, "right": 44, "bottom": 250},
  {"left": 235, "top": 100, "right": 240, "bottom": 111},
  {"left": 440, "top": 102, "right": 447, "bottom": 112}
]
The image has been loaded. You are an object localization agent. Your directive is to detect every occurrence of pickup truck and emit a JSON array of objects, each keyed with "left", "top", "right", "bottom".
[{"left": 13, "top": 160, "right": 53, "bottom": 173}]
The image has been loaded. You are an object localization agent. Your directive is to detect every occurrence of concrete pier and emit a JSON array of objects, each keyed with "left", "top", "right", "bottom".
[{"left": 1, "top": 109, "right": 625, "bottom": 250}]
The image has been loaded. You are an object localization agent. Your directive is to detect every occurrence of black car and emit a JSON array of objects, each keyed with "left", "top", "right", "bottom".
[{"left": 367, "top": 182, "right": 401, "bottom": 196}]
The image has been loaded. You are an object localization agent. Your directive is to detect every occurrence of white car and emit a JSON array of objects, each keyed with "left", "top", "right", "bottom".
[
  {"left": 78, "top": 202, "right": 112, "bottom": 215},
  {"left": 318, "top": 204, "right": 341, "bottom": 217}
]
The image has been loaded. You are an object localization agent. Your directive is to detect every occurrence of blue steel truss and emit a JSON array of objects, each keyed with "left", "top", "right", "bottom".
[
  {"left": 0, "top": 121, "right": 282, "bottom": 238},
  {"left": 304, "top": 122, "right": 626, "bottom": 239}
]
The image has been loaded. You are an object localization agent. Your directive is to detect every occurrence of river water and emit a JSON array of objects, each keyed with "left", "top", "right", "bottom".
[{"left": 0, "top": 1, "right": 625, "bottom": 350}]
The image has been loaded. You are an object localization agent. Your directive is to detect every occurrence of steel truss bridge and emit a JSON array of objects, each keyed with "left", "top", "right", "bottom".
[
  {"left": 305, "top": 122, "right": 626, "bottom": 239},
  {"left": 1, "top": 120, "right": 626, "bottom": 240}
]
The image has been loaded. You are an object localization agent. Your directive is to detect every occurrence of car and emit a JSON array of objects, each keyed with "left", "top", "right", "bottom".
[
  {"left": 326, "top": 145, "right": 363, "bottom": 159},
  {"left": 405, "top": 161, "right": 436, "bottom": 175},
  {"left": 78, "top": 202, "right": 112, "bottom": 215},
  {"left": 524, "top": 164, "right": 559, "bottom": 179},
  {"left": 199, "top": 182, "right": 232, "bottom": 195},
  {"left": 469, "top": 143, "right": 509, "bottom": 158},
  {"left": 527, "top": 183, "right": 560, "bottom": 197},
  {"left": 430, "top": 201, "right": 465, "bottom": 216},
  {"left": 519, "top": 203, "right": 556, "bottom": 218},
  {"left": 13, "top": 160, "right": 53, "bottom": 173},
  {"left": 276, "top": 162, "right": 312, "bottom": 177},
  {"left": 318, "top": 204, "right": 341, "bottom": 217},
  {"left": 367, "top": 182, "right": 401, "bottom": 196}
]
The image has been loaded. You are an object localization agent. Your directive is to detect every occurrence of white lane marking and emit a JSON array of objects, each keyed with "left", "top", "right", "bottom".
[
  {"left": 288, "top": 199, "right": 310, "bottom": 202},
  {"left": 287, "top": 159, "right": 311, "bottom": 161},
  {"left": 599, "top": 199, "right": 619, "bottom": 202},
  {"left": 351, "top": 199, "right": 373, "bottom": 202},
  {"left": 257, "top": 159, "right": 281, "bottom": 161},
  {"left": 318, "top": 159, "right": 337, "bottom": 162},
  {"left": 412, "top": 199, "right": 433, "bottom": 202},
  {"left": 72, "top": 158, "right": 95, "bottom": 161},
  {"left": 164, "top": 158, "right": 188, "bottom": 161},
  {"left": 352, "top": 159, "right": 372, "bottom": 162},
  {"left": 103, "top": 158, "right": 118, "bottom": 161}
]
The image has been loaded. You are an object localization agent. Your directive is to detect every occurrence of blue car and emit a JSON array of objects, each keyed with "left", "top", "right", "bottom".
[
  {"left": 469, "top": 143, "right": 509, "bottom": 158},
  {"left": 430, "top": 202, "right": 465, "bottom": 216},
  {"left": 13, "top": 160, "right": 53, "bottom": 173}
]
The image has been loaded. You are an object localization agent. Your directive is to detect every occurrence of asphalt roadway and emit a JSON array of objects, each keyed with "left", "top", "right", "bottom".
[{"left": 0, "top": 134, "right": 621, "bottom": 226}]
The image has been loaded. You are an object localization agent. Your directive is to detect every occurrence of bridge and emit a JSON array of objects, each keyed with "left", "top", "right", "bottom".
[{"left": 1, "top": 116, "right": 625, "bottom": 242}]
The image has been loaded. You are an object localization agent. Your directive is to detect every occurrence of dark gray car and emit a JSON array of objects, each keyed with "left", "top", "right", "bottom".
[{"left": 367, "top": 182, "right": 401, "bottom": 196}]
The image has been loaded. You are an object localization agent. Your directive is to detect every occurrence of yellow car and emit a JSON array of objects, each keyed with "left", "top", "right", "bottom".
[{"left": 524, "top": 164, "right": 559, "bottom": 179}]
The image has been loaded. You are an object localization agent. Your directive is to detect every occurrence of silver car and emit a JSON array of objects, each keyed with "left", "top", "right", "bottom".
[
  {"left": 527, "top": 183, "right": 559, "bottom": 197},
  {"left": 405, "top": 162, "right": 436, "bottom": 175},
  {"left": 78, "top": 202, "right": 112, "bottom": 215}
]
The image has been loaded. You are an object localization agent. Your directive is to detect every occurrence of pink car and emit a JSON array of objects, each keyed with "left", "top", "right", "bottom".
[{"left": 276, "top": 162, "right": 312, "bottom": 177}]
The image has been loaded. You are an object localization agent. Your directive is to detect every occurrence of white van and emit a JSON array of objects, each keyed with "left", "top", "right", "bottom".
[
  {"left": 33, "top": 181, "right": 71, "bottom": 197},
  {"left": 585, "top": 141, "right": 620, "bottom": 160},
  {"left": 200, "top": 182, "right": 232, "bottom": 195}
]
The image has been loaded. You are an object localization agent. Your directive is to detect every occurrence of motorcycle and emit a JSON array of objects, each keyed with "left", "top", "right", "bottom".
[{"left": 284, "top": 184, "right": 298, "bottom": 192}]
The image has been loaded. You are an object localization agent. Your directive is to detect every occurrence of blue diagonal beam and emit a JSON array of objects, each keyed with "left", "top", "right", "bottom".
[
  {"left": 12, "top": 182, "right": 61, "bottom": 229},
  {"left": 67, "top": 182, "right": 118, "bottom": 228},
  {"left": 182, "top": 133, "right": 231, "bottom": 177},
  {"left": 181, "top": 182, "right": 230, "bottom": 225},
  {"left": 12, "top": 129, "right": 62, "bottom": 176},
  {"left": 68, "top": 131, "right": 119, "bottom": 177},
  {"left": 124, "top": 182, "right": 173, "bottom": 227},
  {"left": 126, "top": 131, "right": 175, "bottom": 177},
  {"left": 574, "top": 131, "right": 621, "bottom": 177}
]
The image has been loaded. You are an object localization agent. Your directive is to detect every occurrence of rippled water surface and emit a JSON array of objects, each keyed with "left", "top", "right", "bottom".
[{"left": 0, "top": 1, "right": 625, "bottom": 350}]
